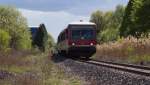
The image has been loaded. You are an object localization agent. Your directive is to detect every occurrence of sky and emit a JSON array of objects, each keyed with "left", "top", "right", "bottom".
[{"left": 0, "top": 0, "right": 129, "bottom": 41}]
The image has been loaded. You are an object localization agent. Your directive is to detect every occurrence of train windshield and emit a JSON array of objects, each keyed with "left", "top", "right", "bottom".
[{"left": 71, "top": 29, "right": 95, "bottom": 40}]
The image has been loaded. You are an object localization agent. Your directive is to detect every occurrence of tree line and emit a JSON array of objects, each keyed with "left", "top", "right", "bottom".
[
  {"left": 90, "top": 0, "right": 150, "bottom": 43},
  {"left": 0, "top": 6, "right": 54, "bottom": 52}
]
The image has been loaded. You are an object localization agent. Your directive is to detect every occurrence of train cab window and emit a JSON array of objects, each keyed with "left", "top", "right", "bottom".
[
  {"left": 71, "top": 29, "right": 94, "bottom": 40},
  {"left": 72, "top": 30, "right": 81, "bottom": 40},
  {"left": 81, "top": 30, "right": 94, "bottom": 39}
]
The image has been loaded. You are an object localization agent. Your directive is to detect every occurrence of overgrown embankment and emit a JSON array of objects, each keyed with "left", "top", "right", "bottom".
[
  {"left": 0, "top": 50, "right": 82, "bottom": 85},
  {"left": 95, "top": 36, "right": 150, "bottom": 65}
]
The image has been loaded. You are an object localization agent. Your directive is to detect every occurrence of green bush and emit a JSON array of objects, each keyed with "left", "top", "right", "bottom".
[{"left": 0, "top": 29, "right": 10, "bottom": 50}]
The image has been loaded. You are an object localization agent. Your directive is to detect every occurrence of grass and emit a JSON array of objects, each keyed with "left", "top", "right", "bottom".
[
  {"left": 44, "top": 64, "right": 81, "bottom": 85},
  {"left": 128, "top": 55, "right": 150, "bottom": 64},
  {"left": 0, "top": 50, "right": 82, "bottom": 85},
  {"left": 0, "top": 65, "right": 31, "bottom": 74},
  {"left": 95, "top": 36, "right": 150, "bottom": 64}
]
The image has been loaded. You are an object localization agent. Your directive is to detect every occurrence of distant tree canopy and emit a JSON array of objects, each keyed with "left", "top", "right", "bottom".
[
  {"left": 90, "top": 11, "right": 105, "bottom": 33},
  {"left": 31, "top": 24, "right": 55, "bottom": 52},
  {"left": 120, "top": 0, "right": 150, "bottom": 37},
  {"left": 34, "top": 24, "right": 48, "bottom": 52},
  {"left": 90, "top": 5, "right": 125, "bottom": 43},
  {"left": 0, "top": 6, "right": 57, "bottom": 52},
  {"left": 91, "top": 0, "right": 150, "bottom": 43},
  {"left": 111, "top": 5, "right": 125, "bottom": 29},
  {"left": 0, "top": 6, "right": 31, "bottom": 50}
]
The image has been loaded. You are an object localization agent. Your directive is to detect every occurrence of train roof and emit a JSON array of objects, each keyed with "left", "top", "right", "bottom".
[
  {"left": 58, "top": 21, "right": 96, "bottom": 37},
  {"left": 69, "top": 21, "right": 96, "bottom": 25}
]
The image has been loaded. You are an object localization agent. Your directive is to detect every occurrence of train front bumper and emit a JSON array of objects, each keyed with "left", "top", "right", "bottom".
[{"left": 68, "top": 46, "right": 96, "bottom": 57}]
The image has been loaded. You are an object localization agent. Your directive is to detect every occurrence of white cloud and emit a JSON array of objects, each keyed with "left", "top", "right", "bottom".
[{"left": 19, "top": 9, "right": 89, "bottom": 42}]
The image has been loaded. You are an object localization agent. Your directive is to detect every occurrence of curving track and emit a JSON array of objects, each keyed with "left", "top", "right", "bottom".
[{"left": 77, "top": 59, "right": 150, "bottom": 76}]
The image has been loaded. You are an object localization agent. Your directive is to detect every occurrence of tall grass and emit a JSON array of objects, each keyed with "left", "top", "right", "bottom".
[
  {"left": 96, "top": 35, "right": 150, "bottom": 64},
  {"left": 0, "top": 50, "right": 82, "bottom": 85}
]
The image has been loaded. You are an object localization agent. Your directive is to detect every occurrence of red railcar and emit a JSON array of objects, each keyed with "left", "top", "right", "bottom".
[{"left": 57, "top": 21, "right": 96, "bottom": 59}]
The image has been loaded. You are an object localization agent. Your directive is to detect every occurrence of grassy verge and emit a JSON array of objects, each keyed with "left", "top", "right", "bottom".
[{"left": 0, "top": 50, "right": 82, "bottom": 85}]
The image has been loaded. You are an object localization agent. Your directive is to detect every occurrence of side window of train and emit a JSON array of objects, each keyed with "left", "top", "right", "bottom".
[
  {"left": 58, "top": 31, "right": 66, "bottom": 42},
  {"left": 60, "top": 33, "right": 64, "bottom": 41},
  {"left": 58, "top": 36, "right": 60, "bottom": 43},
  {"left": 66, "top": 29, "right": 68, "bottom": 39},
  {"left": 60, "top": 34, "right": 63, "bottom": 41},
  {"left": 62, "top": 32, "right": 65, "bottom": 41}
]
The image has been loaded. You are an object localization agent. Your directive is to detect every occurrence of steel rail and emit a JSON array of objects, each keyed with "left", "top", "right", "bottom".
[
  {"left": 92, "top": 59, "right": 150, "bottom": 70},
  {"left": 78, "top": 59, "right": 150, "bottom": 76}
]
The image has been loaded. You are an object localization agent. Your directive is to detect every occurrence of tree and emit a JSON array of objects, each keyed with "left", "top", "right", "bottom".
[
  {"left": 111, "top": 5, "right": 125, "bottom": 28},
  {"left": 47, "top": 34, "right": 55, "bottom": 48},
  {"left": 46, "top": 34, "right": 55, "bottom": 51},
  {"left": 92, "top": 5, "right": 125, "bottom": 43},
  {"left": 0, "top": 6, "right": 31, "bottom": 50},
  {"left": 120, "top": 0, "right": 150, "bottom": 37},
  {"left": 34, "top": 24, "right": 48, "bottom": 52},
  {"left": 100, "top": 5, "right": 125, "bottom": 43},
  {"left": 90, "top": 11, "right": 105, "bottom": 33},
  {"left": 103, "top": 11, "right": 113, "bottom": 29},
  {"left": 136, "top": 0, "right": 150, "bottom": 36},
  {"left": 0, "top": 29, "right": 10, "bottom": 50}
]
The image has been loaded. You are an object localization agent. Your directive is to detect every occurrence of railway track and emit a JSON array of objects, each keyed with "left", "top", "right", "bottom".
[{"left": 78, "top": 59, "right": 150, "bottom": 76}]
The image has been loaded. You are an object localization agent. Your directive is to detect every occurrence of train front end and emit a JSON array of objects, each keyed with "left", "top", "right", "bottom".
[{"left": 68, "top": 22, "right": 96, "bottom": 58}]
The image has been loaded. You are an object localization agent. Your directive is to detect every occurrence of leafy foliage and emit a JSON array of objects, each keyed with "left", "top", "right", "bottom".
[
  {"left": 34, "top": 24, "right": 48, "bottom": 52},
  {"left": 120, "top": 0, "right": 150, "bottom": 37},
  {"left": 0, "top": 6, "right": 31, "bottom": 50},
  {"left": 90, "top": 10, "right": 105, "bottom": 33},
  {"left": 0, "top": 29, "right": 10, "bottom": 50},
  {"left": 100, "top": 28, "right": 119, "bottom": 42},
  {"left": 91, "top": 5, "right": 125, "bottom": 43},
  {"left": 47, "top": 34, "right": 55, "bottom": 49},
  {"left": 111, "top": 5, "right": 125, "bottom": 29}
]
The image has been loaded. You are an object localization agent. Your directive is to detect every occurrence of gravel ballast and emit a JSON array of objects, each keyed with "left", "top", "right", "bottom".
[{"left": 53, "top": 55, "right": 150, "bottom": 85}]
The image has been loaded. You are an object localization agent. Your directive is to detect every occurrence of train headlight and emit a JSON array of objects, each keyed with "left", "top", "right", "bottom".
[
  {"left": 90, "top": 43, "right": 93, "bottom": 46},
  {"left": 72, "top": 43, "right": 75, "bottom": 46}
]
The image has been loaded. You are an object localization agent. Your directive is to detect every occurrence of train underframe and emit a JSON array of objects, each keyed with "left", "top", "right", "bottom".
[{"left": 59, "top": 46, "right": 96, "bottom": 59}]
